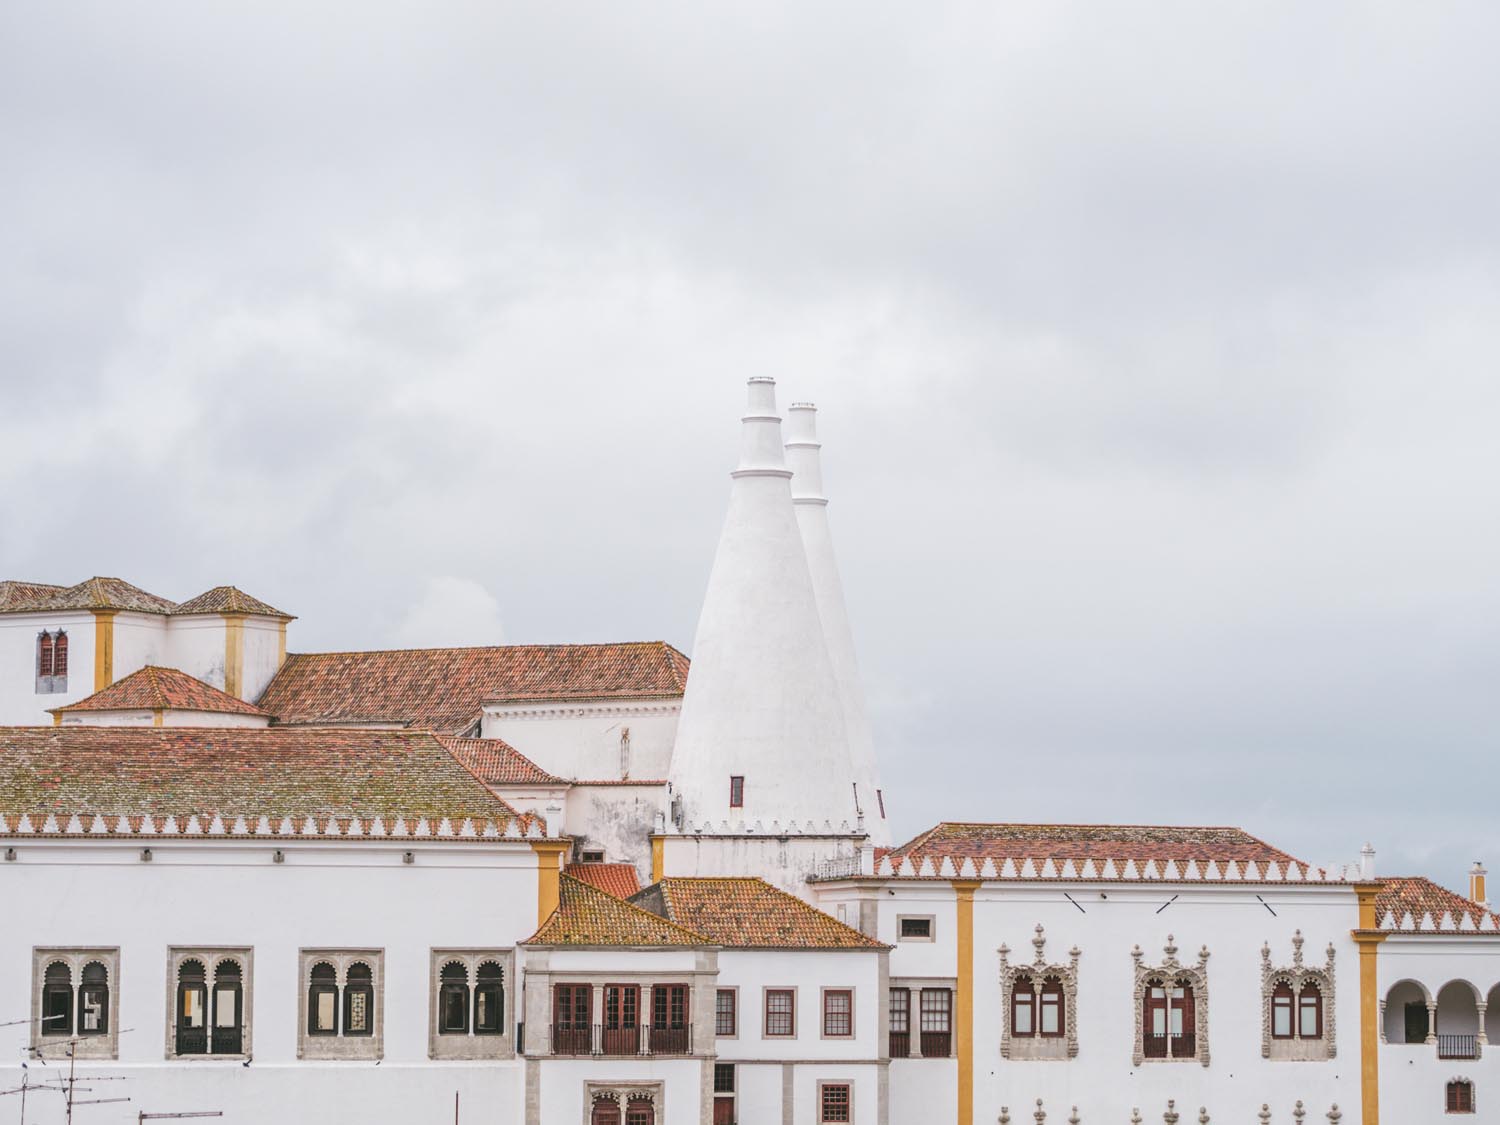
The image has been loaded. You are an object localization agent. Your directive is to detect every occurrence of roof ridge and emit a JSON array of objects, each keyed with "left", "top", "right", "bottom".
[
  {"left": 524, "top": 875, "right": 714, "bottom": 946},
  {"left": 284, "top": 639, "right": 680, "bottom": 659}
]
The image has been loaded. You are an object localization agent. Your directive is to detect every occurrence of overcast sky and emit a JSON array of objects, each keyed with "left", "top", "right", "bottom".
[{"left": 3, "top": 2, "right": 1497, "bottom": 891}]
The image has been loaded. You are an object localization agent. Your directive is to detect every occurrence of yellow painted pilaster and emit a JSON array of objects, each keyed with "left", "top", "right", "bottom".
[
  {"left": 51, "top": 712, "right": 62, "bottom": 727},
  {"left": 222, "top": 613, "right": 246, "bottom": 699},
  {"left": 92, "top": 611, "right": 116, "bottom": 691},
  {"left": 651, "top": 836, "right": 665, "bottom": 883},
  {"left": 531, "top": 840, "right": 569, "bottom": 926},
  {"left": 152, "top": 709, "right": 164, "bottom": 727},
  {"left": 1354, "top": 883, "right": 1386, "bottom": 1125},
  {"left": 953, "top": 879, "right": 981, "bottom": 1125},
  {"left": 277, "top": 620, "right": 287, "bottom": 668}
]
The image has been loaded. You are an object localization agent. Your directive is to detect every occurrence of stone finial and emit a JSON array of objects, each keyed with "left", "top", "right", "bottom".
[
  {"left": 1068, "top": 1109, "right": 1080, "bottom": 1125},
  {"left": 1163, "top": 1101, "right": 1179, "bottom": 1125},
  {"left": 1326, "top": 1106, "right": 1341, "bottom": 1124},
  {"left": 999, "top": 1110, "right": 1011, "bottom": 1125},
  {"left": 1198, "top": 1110, "right": 1210, "bottom": 1125},
  {"left": 1258, "top": 1106, "right": 1271, "bottom": 1125},
  {"left": 1293, "top": 1101, "right": 1305, "bottom": 1125},
  {"left": 1292, "top": 929, "right": 1305, "bottom": 967},
  {"left": 1033, "top": 923, "right": 1047, "bottom": 961},
  {"left": 1130, "top": 1111, "right": 1142, "bottom": 1125},
  {"left": 1164, "top": 934, "right": 1178, "bottom": 960},
  {"left": 1034, "top": 1099, "right": 1046, "bottom": 1124}
]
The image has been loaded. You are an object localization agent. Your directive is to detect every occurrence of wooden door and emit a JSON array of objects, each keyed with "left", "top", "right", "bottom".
[{"left": 713, "top": 1096, "right": 735, "bottom": 1125}]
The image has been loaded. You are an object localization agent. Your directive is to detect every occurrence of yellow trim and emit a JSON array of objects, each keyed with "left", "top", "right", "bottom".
[
  {"left": 222, "top": 613, "right": 246, "bottom": 699},
  {"left": 531, "top": 840, "right": 569, "bottom": 926},
  {"left": 92, "top": 611, "right": 116, "bottom": 691},
  {"left": 277, "top": 620, "right": 287, "bottom": 669},
  {"left": 953, "top": 879, "right": 981, "bottom": 1125},
  {"left": 1354, "top": 883, "right": 1386, "bottom": 1125},
  {"left": 152, "top": 709, "right": 164, "bottom": 727},
  {"left": 651, "top": 836, "right": 665, "bottom": 883},
  {"left": 52, "top": 712, "right": 62, "bottom": 727}
]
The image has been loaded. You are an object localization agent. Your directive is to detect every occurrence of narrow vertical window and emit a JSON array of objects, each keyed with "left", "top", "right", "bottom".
[
  {"left": 1271, "top": 981, "right": 1294, "bottom": 1039},
  {"left": 78, "top": 961, "right": 110, "bottom": 1036},
  {"left": 439, "top": 963, "right": 469, "bottom": 1035},
  {"left": 473, "top": 962, "right": 504, "bottom": 1035},
  {"left": 176, "top": 960, "right": 208, "bottom": 1054},
  {"left": 715, "top": 989, "right": 737, "bottom": 1036},
  {"left": 343, "top": 963, "right": 374, "bottom": 1036},
  {"left": 1011, "top": 974, "right": 1035, "bottom": 1037},
  {"left": 920, "top": 988, "right": 952, "bottom": 1057},
  {"left": 37, "top": 632, "right": 54, "bottom": 678},
  {"left": 308, "top": 963, "right": 338, "bottom": 1036},
  {"left": 823, "top": 990, "right": 852, "bottom": 1037},
  {"left": 650, "top": 984, "right": 688, "bottom": 1054},
  {"left": 41, "top": 962, "right": 72, "bottom": 1037},
  {"left": 553, "top": 983, "right": 592, "bottom": 1055},
  {"left": 53, "top": 631, "right": 68, "bottom": 678},
  {"left": 625, "top": 1096, "right": 655, "bottom": 1125},
  {"left": 876, "top": 789, "right": 886, "bottom": 817},
  {"left": 888, "top": 987, "right": 910, "bottom": 1057},
  {"left": 212, "top": 960, "right": 243, "bottom": 1055},
  {"left": 1039, "top": 977, "right": 1064, "bottom": 1037},
  {"left": 1298, "top": 982, "right": 1322, "bottom": 1039},
  {"left": 729, "top": 775, "right": 744, "bottom": 808},
  {"left": 765, "top": 989, "right": 795, "bottom": 1037}
]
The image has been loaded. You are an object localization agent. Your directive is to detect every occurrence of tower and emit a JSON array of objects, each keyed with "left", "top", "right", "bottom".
[
  {"left": 785, "top": 402, "right": 891, "bottom": 846},
  {"left": 666, "top": 378, "right": 861, "bottom": 835}
]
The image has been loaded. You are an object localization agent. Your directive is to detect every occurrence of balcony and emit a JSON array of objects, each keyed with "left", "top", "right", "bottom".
[
  {"left": 548, "top": 1023, "right": 694, "bottom": 1057},
  {"left": 888, "top": 1031, "right": 910, "bottom": 1058},
  {"left": 1438, "top": 1034, "right": 1480, "bottom": 1060},
  {"left": 1143, "top": 1031, "right": 1197, "bottom": 1060}
]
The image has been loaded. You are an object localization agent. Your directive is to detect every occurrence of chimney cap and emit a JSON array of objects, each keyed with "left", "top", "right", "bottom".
[
  {"left": 748, "top": 376, "right": 776, "bottom": 384},
  {"left": 789, "top": 401, "right": 817, "bottom": 409}
]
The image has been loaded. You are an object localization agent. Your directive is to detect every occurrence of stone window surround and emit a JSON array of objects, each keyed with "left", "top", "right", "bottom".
[
  {"left": 35, "top": 629, "right": 69, "bottom": 695},
  {"left": 897, "top": 915, "right": 935, "bottom": 942},
  {"left": 999, "top": 924, "right": 1080, "bottom": 1061},
  {"left": 297, "top": 948, "right": 384, "bottom": 1060},
  {"left": 1131, "top": 935, "right": 1211, "bottom": 1068},
  {"left": 428, "top": 948, "right": 516, "bottom": 1060},
  {"left": 715, "top": 985, "right": 739, "bottom": 1039},
  {"left": 889, "top": 976, "right": 957, "bottom": 1058},
  {"left": 763, "top": 985, "right": 798, "bottom": 1038},
  {"left": 164, "top": 947, "right": 253, "bottom": 1060},
  {"left": 1447, "top": 1076, "right": 1476, "bottom": 1114},
  {"left": 820, "top": 987, "right": 855, "bottom": 1040},
  {"left": 1261, "top": 930, "right": 1336, "bottom": 1061},
  {"left": 584, "top": 1083, "right": 663, "bottom": 1125},
  {"left": 31, "top": 947, "right": 120, "bottom": 1060},
  {"left": 818, "top": 1079, "right": 854, "bottom": 1124}
]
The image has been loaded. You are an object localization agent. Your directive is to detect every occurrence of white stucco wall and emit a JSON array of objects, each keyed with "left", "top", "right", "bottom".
[
  {"left": 0, "top": 838, "right": 540, "bottom": 1125},
  {"left": 58, "top": 709, "right": 270, "bottom": 728},
  {"left": 483, "top": 701, "right": 680, "bottom": 782},
  {"left": 242, "top": 616, "right": 285, "bottom": 702},
  {"left": 166, "top": 615, "right": 230, "bottom": 689},
  {"left": 0, "top": 610, "right": 96, "bottom": 724},
  {"left": 564, "top": 784, "right": 668, "bottom": 881},
  {"left": 110, "top": 611, "right": 171, "bottom": 676},
  {"left": 659, "top": 833, "right": 864, "bottom": 900}
]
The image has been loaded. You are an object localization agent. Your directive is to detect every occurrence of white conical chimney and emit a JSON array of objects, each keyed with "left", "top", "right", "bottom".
[
  {"left": 785, "top": 402, "right": 890, "bottom": 845},
  {"left": 668, "top": 379, "right": 860, "bottom": 831}
]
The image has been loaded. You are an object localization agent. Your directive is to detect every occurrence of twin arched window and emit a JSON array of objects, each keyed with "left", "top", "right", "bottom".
[
  {"left": 308, "top": 960, "right": 374, "bottom": 1037},
  {"left": 438, "top": 961, "right": 504, "bottom": 1036},
  {"left": 42, "top": 960, "right": 108, "bottom": 1037},
  {"left": 591, "top": 1095, "right": 656, "bottom": 1125},
  {"left": 174, "top": 958, "right": 244, "bottom": 1056},
  {"left": 1010, "top": 973, "right": 1066, "bottom": 1038},
  {"left": 35, "top": 631, "right": 68, "bottom": 693},
  {"left": 1143, "top": 976, "right": 1196, "bottom": 1059},
  {"left": 1270, "top": 979, "right": 1323, "bottom": 1040}
]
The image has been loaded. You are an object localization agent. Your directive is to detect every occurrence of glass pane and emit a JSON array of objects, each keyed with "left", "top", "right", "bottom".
[
  {"left": 1014, "top": 1000, "right": 1032, "bottom": 1034},
  {"left": 1151, "top": 1008, "right": 1166, "bottom": 1035},
  {"left": 1273, "top": 1001, "right": 1291, "bottom": 1037},
  {"left": 1299, "top": 1000, "right": 1318, "bottom": 1037},
  {"left": 1040, "top": 1003, "right": 1059, "bottom": 1034},
  {"left": 183, "top": 988, "right": 204, "bottom": 1028},
  {"left": 348, "top": 990, "right": 368, "bottom": 1032},
  {"left": 81, "top": 992, "right": 104, "bottom": 1031},
  {"left": 215, "top": 988, "right": 237, "bottom": 1029},
  {"left": 317, "top": 990, "right": 336, "bottom": 1031}
]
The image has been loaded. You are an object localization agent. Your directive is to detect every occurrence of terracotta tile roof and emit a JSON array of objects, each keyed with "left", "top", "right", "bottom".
[
  {"left": 0, "top": 727, "right": 528, "bottom": 833},
  {"left": 257, "top": 641, "right": 689, "bottom": 733},
  {"left": 1375, "top": 876, "right": 1500, "bottom": 934},
  {"left": 439, "top": 736, "right": 562, "bottom": 786},
  {"left": 0, "top": 581, "right": 66, "bottom": 612},
  {"left": 632, "top": 877, "right": 886, "bottom": 949},
  {"left": 876, "top": 821, "right": 1316, "bottom": 882},
  {"left": 50, "top": 666, "right": 269, "bottom": 718},
  {"left": 0, "top": 577, "right": 177, "bottom": 616},
  {"left": 566, "top": 862, "right": 642, "bottom": 899},
  {"left": 173, "top": 586, "right": 293, "bottom": 619},
  {"left": 524, "top": 874, "right": 711, "bottom": 947}
]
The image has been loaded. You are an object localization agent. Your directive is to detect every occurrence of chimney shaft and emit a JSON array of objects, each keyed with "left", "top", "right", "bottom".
[{"left": 1471, "top": 862, "right": 1488, "bottom": 906}]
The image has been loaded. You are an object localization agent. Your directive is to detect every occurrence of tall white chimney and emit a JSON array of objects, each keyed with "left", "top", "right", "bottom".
[
  {"left": 667, "top": 379, "right": 860, "bottom": 832},
  {"left": 785, "top": 402, "right": 890, "bottom": 845}
]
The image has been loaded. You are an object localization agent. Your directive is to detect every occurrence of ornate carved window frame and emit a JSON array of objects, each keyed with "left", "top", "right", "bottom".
[
  {"left": 999, "top": 925, "right": 1080, "bottom": 1060},
  {"left": 1260, "top": 930, "right": 1336, "bottom": 1060},
  {"left": 1131, "top": 935, "right": 1210, "bottom": 1067},
  {"left": 585, "top": 1083, "right": 662, "bottom": 1125}
]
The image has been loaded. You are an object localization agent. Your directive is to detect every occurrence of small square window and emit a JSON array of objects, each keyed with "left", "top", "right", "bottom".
[
  {"left": 1448, "top": 1080, "right": 1475, "bottom": 1114},
  {"left": 899, "top": 916, "right": 934, "bottom": 941},
  {"left": 580, "top": 850, "right": 605, "bottom": 864},
  {"left": 714, "top": 1063, "right": 736, "bottom": 1093},
  {"left": 729, "top": 775, "right": 745, "bottom": 808},
  {"left": 820, "top": 1082, "right": 852, "bottom": 1123}
]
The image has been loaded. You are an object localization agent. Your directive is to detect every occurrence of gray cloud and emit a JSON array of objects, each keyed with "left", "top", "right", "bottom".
[{"left": 3, "top": 1, "right": 1498, "bottom": 890}]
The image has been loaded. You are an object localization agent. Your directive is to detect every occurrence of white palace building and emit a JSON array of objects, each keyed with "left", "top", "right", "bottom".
[{"left": 1, "top": 379, "right": 1496, "bottom": 1125}]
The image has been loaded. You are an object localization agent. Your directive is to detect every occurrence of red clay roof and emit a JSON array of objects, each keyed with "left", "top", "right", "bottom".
[
  {"left": 257, "top": 642, "right": 689, "bottom": 733},
  {"left": 0, "top": 581, "right": 66, "bottom": 612},
  {"left": 524, "top": 875, "right": 711, "bottom": 947},
  {"left": 566, "top": 862, "right": 642, "bottom": 899},
  {"left": 632, "top": 877, "right": 886, "bottom": 949},
  {"left": 50, "top": 666, "right": 268, "bottom": 717},
  {"left": 0, "top": 726, "right": 526, "bottom": 831},
  {"left": 439, "top": 736, "right": 562, "bottom": 786},
  {"left": 884, "top": 822, "right": 1309, "bottom": 879},
  {"left": 1375, "top": 876, "right": 1500, "bottom": 934},
  {"left": 0, "top": 577, "right": 177, "bottom": 616},
  {"left": 173, "top": 586, "right": 292, "bottom": 619}
]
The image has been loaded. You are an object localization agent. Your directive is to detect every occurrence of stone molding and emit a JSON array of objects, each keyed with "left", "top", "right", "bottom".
[
  {"left": 296, "top": 948, "right": 384, "bottom": 1060},
  {"left": 998, "top": 925, "right": 1080, "bottom": 1060},
  {"left": 29, "top": 947, "right": 120, "bottom": 1060},
  {"left": 1131, "top": 935, "right": 1210, "bottom": 1067},
  {"left": 1260, "top": 930, "right": 1336, "bottom": 1060},
  {"left": 163, "top": 946, "right": 253, "bottom": 1059},
  {"left": 427, "top": 948, "right": 516, "bottom": 1060}
]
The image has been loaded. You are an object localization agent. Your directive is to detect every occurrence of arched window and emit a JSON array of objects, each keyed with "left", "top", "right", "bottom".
[
  {"left": 212, "top": 960, "right": 243, "bottom": 1055},
  {"left": 41, "top": 962, "right": 72, "bottom": 1037},
  {"left": 78, "top": 961, "right": 109, "bottom": 1037},
  {"left": 1447, "top": 1079, "right": 1474, "bottom": 1113},
  {"left": 176, "top": 960, "right": 208, "bottom": 1054},
  {"left": 53, "top": 631, "right": 68, "bottom": 678},
  {"left": 474, "top": 962, "right": 504, "bottom": 1035},
  {"left": 37, "top": 632, "right": 54, "bottom": 678},
  {"left": 439, "top": 963, "right": 469, "bottom": 1035},
  {"left": 591, "top": 1097, "right": 621, "bottom": 1125},
  {"left": 1011, "top": 974, "right": 1035, "bottom": 1037},
  {"left": 344, "top": 963, "right": 374, "bottom": 1036},
  {"left": 1143, "top": 977, "right": 1195, "bottom": 1059},
  {"left": 308, "top": 963, "right": 338, "bottom": 1036},
  {"left": 1299, "top": 981, "right": 1323, "bottom": 1040},
  {"left": 1271, "top": 981, "right": 1295, "bottom": 1039},
  {"left": 1039, "top": 976, "right": 1065, "bottom": 1038},
  {"left": 625, "top": 1096, "right": 655, "bottom": 1125}
]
